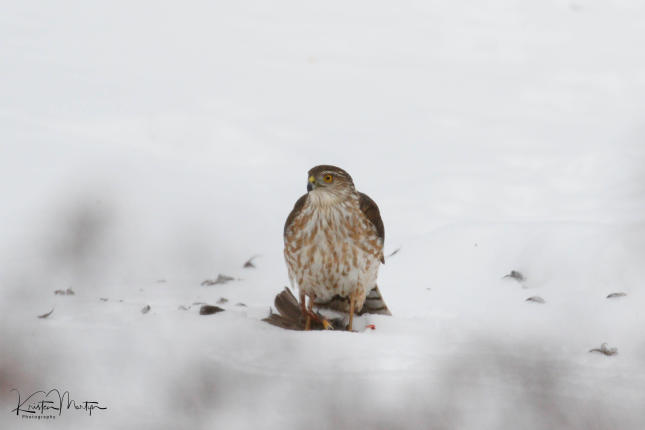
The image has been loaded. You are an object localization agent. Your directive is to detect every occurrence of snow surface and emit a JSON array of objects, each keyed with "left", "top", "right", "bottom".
[{"left": 2, "top": 1, "right": 645, "bottom": 429}]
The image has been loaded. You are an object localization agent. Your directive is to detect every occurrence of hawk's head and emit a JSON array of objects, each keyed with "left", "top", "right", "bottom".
[{"left": 306, "top": 165, "right": 355, "bottom": 202}]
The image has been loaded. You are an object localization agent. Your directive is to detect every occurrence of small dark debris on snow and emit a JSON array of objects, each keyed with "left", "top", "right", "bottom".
[
  {"left": 118, "top": 299, "right": 124, "bottom": 303},
  {"left": 201, "top": 274, "right": 236, "bottom": 286},
  {"left": 503, "top": 270, "right": 525, "bottom": 282},
  {"left": 54, "top": 288, "right": 75, "bottom": 296},
  {"left": 589, "top": 343, "right": 618, "bottom": 356},
  {"left": 99, "top": 298, "right": 108, "bottom": 302},
  {"left": 178, "top": 305, "right": 190, "bottom": 311},
  {"left": 141, "top": 305, "right": 151, "bottom": 314},
  {"left": 425, "top": 288, "right": 431, "bottom": 291},
  {"left": 386, "top": 248, "right": 400, "bottom": 259},
  {"left": 38, "top": 308, "right": 54, "bottom": 319},
  {"left": 199, "top": 305, "right": 225, "bottom": 315},
  {"left": 156, "top": 279, "right": 167, "bottom": 283},
  {"left": 243, "top": 255, "right": 259, "bottom": 268},
  {"left": 235, "top": 302, "right": 247, "bottom": 307},
  {"left": 606, "top": 292, "right": 627, "bottom": 299},
  {"left": 217, "top": 297, "right": 229, "bottom": 304},
  {"left": 526, "top": 296, "right": 545, "bottom": 304}
]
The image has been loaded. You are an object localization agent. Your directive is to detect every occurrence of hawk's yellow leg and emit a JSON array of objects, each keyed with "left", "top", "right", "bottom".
[{"left": 347, "top": 291, "right": 356, "bottom": 331}]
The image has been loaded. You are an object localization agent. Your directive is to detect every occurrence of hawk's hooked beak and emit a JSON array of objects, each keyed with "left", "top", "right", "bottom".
[{"left": 307, "top": 175, "right": 316, "bottom": 192}]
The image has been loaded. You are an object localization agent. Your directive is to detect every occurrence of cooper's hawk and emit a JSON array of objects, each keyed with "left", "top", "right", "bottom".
[{"left": 283, "top": 165, "right": 390, "bottom": 331}]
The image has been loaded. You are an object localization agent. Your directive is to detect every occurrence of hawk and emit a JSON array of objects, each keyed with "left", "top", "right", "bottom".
[{"left": 283, "top": 165, "right": 390, "bottom": 331}]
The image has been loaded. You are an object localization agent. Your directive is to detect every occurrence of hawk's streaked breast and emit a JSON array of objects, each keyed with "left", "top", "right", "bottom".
[{"left": 284, "top": 191, "right": 383, "bottom": 311}]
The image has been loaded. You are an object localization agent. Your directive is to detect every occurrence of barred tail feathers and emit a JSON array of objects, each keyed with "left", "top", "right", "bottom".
[
  {"left": 360, "top": 285, "right": 391, "bottom": 315},
  {"left": 315, "top": 285, "right": 391, "bottom": 316}
]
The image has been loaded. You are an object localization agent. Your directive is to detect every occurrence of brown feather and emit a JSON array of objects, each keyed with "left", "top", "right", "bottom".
[
  {"left": 274, "top": 286, "right": 302, "bottom": 321},
  {"left": 263, "top": 288, "right": 346, "bottom": 330}
]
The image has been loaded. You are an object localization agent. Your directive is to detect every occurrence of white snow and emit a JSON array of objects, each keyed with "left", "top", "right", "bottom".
[{"left": 2, "top": 1, "right": 645, "bottom": 429}]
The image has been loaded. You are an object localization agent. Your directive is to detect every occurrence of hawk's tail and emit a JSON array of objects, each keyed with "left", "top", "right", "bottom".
[
  {"left": 315, "top": 285, "right": 392, "bottom": 316},
  {"left": 361, "top": 285, "right": 392, "bottom": 315}
]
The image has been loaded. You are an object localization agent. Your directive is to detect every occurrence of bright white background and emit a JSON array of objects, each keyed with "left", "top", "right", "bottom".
[{"left": 1, "top": 1, "right": 645, "bottom": 429}]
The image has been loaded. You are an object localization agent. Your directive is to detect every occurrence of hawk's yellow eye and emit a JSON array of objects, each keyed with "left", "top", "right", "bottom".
[{"left": 323, "top": 174, "right": 333, "bottom": 183}]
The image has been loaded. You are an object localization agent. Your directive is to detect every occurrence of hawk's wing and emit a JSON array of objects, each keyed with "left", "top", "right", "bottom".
[{"left": 358, "top": 192, "right": 384, "bottom": 263}]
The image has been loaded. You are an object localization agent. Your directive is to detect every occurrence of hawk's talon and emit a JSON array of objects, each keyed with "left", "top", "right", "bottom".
[
  {"left": 302, "top": 302, "right": 333, "bottom": 330},
  {"left": 321, "top": 319, "right": 334, "bottom": 330}
]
